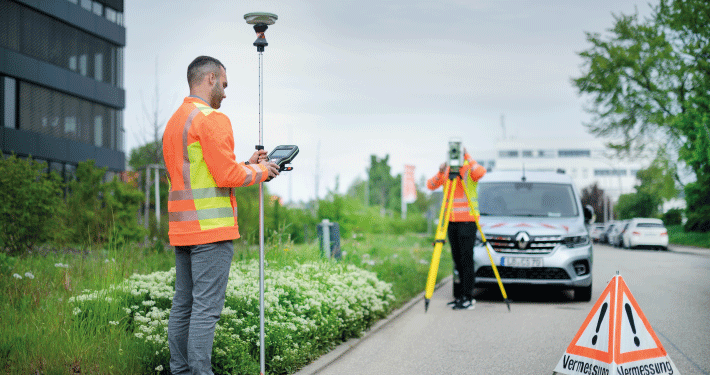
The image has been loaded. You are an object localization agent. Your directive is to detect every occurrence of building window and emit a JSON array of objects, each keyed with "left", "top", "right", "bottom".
[
  {"left": 92, "top": 2, "right": 103, "bottom": 16},
  {"left": 65, "top": 163, "right": 77, "bottom": 183},
  {"left": 49, "top": 161, "right": 64, "bottom": 180},
  {"left": 0, "top": 1, "right": 123, "bottom": 88},
  {"left": 594, "top": 169, "right": 627, "bottom": 177},
  {"left": 4, "top": 77, "right": 16, "bottom": 129},
  {"left": 94, "top": 116, "right": 103, "bottom": 147},
  {"left": 105, "top": 7, "right": 117, "bottom": 23},
  {"left": 522, "top": 150, "right": 533, "bottom": 157},
  {"left": 94, "top": 53, "right": 103, "bottom": 82},
  {"left": 559, "top": 149, "right": 591, "bottom": 157},
  {"left": 498, "top": 150, "right": 519, "bottom": 158},
  {"left": 538, "top": 149, "right": 555, "bottom": 158},
  {"left": 18, "top": 82, "right": 121, "bottom": 150}
]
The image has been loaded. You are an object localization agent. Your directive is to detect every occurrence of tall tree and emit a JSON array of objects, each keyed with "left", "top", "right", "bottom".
[
  {"left": 574, "top": 0, "right": 710, "bottom": 230},
  {"left": 581, "top": 183, "right": 606, "bottom": 222},
  {"left": 366, "top": 154, "right": 401, "bottom": 212}
]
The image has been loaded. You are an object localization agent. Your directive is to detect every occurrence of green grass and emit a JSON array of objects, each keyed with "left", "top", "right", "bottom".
[
  {"left": 0, "top": 232, "right": 450, "bottom": 374},
  {"left": 667, "top": 225, "right": 710, "bottom": 249}
]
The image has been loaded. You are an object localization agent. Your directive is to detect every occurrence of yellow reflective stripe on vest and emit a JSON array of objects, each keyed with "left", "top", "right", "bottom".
[
  {"left": 463, "top": 160, "right": 480, "bottom": 216},
  {"left": 194, "top": 102, "right": 219, "bottom": 116}
]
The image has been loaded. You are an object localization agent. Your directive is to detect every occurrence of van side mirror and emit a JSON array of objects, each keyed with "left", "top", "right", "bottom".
[{"left": 584, "top": 205, "right": 596, "bottom": 224}]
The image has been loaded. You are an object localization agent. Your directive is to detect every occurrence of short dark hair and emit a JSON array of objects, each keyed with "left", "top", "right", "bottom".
[{"left": 187, "top": 56, "right": 225, "bottom": 88}]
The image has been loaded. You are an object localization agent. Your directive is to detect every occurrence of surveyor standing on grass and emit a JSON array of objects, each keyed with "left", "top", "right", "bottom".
[
  {"left": 427, "top": 148, "right": 486, "bottom": 310},
  {"left": 162, "top": 55, "right": 280, "bottom": 374}
]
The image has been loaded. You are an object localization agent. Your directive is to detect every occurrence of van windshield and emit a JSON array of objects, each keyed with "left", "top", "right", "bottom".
[{"left": 478, "top": 182, "right": 579, "bottom": 217}]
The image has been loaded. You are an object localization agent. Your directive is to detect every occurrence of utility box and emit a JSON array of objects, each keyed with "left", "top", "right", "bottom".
[{"left": 317, "top": 219, "right": 341, "bottom": 259}]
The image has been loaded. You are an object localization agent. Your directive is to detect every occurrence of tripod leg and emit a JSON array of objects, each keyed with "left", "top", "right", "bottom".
[
  {"left": 424, "top": 180, "right": 457, "bottom": 312},
  {"left": 475, "top": 220, "right": 511, "bottom": 311}
]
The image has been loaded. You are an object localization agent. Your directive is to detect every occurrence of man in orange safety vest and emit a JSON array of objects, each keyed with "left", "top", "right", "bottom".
[
  {"left": 427, "top": 148, "right": 486, "bottom": 310},
  {"left": 163, "top": 56, "right": 280, "bottom": 374}
]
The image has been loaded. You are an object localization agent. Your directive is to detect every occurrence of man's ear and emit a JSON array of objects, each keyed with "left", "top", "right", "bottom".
[{"left": 208, "top": 72, "right": 217, "bottom": 86}]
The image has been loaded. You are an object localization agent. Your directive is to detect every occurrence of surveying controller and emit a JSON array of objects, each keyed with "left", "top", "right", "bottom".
[{"left": 267, "top": 145, "right": 299, "bottom": 172}]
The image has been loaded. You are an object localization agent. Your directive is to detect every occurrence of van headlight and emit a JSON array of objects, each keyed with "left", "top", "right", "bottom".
[{"left": 562, "top": 235, "right": 590, "bottom": 248}]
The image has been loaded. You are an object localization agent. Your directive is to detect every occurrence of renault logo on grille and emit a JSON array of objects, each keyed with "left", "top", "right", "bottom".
[{"left": 515, "top": 231, "right": 531, "bottom": 249}]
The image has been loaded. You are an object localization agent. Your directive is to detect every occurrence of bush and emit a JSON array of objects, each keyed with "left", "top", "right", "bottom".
[
  {"left": 64, "top": 160, "right": 146, "bottom": 247},
  {"left": 0, "top": 155, "right": 64, "bottom": 254},
  {"left": 684, "top": 180, "right": 710, "bottom": 232},
  {"left": 662, "top": 208, "right": 683, "bottom": 226}
]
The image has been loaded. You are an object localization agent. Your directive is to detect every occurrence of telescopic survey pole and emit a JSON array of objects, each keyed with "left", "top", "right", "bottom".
[{"left": 245, "top": 12, "right": 278, "bottom": 375}]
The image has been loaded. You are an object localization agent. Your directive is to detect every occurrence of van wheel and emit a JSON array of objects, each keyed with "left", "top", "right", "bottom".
[{"left": 574, "top": 285, "right": 592, "bottom": 302}]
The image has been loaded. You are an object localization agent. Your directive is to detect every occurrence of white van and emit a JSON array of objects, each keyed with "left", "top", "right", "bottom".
[{"left": 472, "top": 170, "right": 595, "bottom": 301}]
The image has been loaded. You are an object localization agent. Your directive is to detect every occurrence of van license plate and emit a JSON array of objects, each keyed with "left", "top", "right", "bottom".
[{"left": 500, "top": 257, "right": 543, "bottom": 268}]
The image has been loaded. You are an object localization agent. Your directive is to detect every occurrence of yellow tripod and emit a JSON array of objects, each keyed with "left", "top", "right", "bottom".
[{"left": 424, "top": 176, "right": 511, "bottom": 312}]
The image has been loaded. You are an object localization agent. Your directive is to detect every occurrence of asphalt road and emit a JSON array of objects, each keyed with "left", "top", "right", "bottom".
[{"left": 296, "top": 244, "right": 710, "bottom": 375}]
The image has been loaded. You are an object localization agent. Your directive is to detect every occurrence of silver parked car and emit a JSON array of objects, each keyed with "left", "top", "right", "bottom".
[
  {"left": 609, "top": 220, "right": 629, "bottom": 247},
  {"left": 473, "top": 170, "right": 595, "bottom": 301},
  {"left": 620, "top": 218, "right": 669, "bottom": 250},
  {"left": 589, "top": 224, "right": 606, "bottom": 243}
]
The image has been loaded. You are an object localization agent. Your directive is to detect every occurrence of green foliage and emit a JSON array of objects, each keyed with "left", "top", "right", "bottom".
[
  {"left": 64, "top": 160, "right": 146, "bottom": 246},
  {"left": 667, "top": 224, "right": 710, "bottom": 248},
  {"left": 366, "top": 155, "right": 402, "bottom": 212},
  {"left": 662, "top": 208, "right": 683, "bottom": 226},
  {"left": 615, "top": 191, "right": 659, "bottom": 220},
  {"left": 635, "top": 149, "right": 679, "bottom": 203},
  {"left": 69, "top": 261, "right": 395, "bottom": 375},
  {"left": 128, "top": 140, "right": 163, "bottom": 172},
  {"left": 0, "top": 155, "right": 64, "bottom": 254},
  {"left": 684, "top": 179, "right": 710, "bottom": 232},
  {"left": 574, "top": 0, "right": 710, "bottom": 226}
]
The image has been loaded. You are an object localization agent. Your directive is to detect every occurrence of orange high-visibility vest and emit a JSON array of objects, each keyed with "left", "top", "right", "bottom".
[
  {"left": 162, "top": 97, "right": 269, "bottom": 246},
  {"left": 427, "top": 153, "right": 486, "bottom": 222}
]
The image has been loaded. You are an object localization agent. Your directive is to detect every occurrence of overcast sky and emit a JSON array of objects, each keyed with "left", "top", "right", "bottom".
[{"left": 124, "top": 0, "right": 653, "bottom": 203}]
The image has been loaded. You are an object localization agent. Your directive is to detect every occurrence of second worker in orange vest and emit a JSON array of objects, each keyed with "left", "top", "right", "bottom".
[
  {"left": 427, "top": 149, "right": 486, "bottom": 310},
  {"left": 163, "top": 56, "right": 280, "bottom": 374}
]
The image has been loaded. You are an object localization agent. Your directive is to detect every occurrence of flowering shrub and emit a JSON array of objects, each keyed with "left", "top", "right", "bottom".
[{"left": 69, "top": 260, "right": 395, "bottom": 374}]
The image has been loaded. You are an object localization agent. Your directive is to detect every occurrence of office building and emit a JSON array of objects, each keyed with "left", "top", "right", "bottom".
[
  {"left": 492, "top": 137, "right": 650, "bottom": 203},
  {"left": 1, "top": 0, "right": 125, "bottom": 181}
]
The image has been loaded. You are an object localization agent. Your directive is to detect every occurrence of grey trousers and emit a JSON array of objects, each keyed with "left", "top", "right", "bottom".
[{"left": 168, "top": 240, "right": 234, "bottom": 375}]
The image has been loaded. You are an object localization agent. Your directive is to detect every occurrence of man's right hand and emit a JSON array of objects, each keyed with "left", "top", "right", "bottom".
[
  {"left": 261, "top": 161, "right": 280, "bottom": 180},
  {"left": 439, "top": 163, "right": 448, "bottom": 174}
]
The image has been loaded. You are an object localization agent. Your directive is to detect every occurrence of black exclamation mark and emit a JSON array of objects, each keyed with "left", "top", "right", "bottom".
[
  {"left": 592, "top": 302, "right": 608, "bottom": 345},
  {"left": 625, "top": 303, "right": 641, "bottom": 347}
]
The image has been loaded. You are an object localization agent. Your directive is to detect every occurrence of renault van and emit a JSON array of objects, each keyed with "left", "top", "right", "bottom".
[{"left": 472, "top": 170, "right": 595, "bottom": 301}]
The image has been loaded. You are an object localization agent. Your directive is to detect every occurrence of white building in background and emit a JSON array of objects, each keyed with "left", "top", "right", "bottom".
[{"left": 490, "top": 138, "right": 651, "bottom": 204}]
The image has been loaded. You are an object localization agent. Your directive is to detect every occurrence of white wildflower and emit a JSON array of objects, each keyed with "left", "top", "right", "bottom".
[
  {"left": 54, "top": 263, "right": 70, "bottom": 268},
  {"left": 24, "top": 272, "right": 35, "bottom": 279},
  {"left": 72, "top": 307, "right": 81, "bottom": 315},
  {"left": 109, "top": 321, "right": 119, "bottom": 326},
  {"left": 12, "top": 273, "right": 22, "bottom": 279}
]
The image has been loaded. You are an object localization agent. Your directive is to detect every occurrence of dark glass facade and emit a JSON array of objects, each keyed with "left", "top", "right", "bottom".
[{"left": 0, "top": 0, "right": 125, "bottom": 181}]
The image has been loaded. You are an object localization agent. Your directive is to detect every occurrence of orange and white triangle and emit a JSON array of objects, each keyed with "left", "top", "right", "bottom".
[{"left": 553, "top": 275, "right": 680, "bottom": 375}]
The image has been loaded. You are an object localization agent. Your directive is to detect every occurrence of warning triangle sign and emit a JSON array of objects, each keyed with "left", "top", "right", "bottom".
[{"left": 553, "top": 275, "right": 680, "bottom": 375}]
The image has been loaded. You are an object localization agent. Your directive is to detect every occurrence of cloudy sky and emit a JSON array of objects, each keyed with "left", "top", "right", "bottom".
[{"left": 124, "top": 0, "right": 653, "bottom": 203}]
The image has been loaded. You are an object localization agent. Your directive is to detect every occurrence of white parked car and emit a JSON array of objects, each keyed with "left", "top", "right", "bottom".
[{"left": 620, "top": 218, "right": 669, "bottom": 250}]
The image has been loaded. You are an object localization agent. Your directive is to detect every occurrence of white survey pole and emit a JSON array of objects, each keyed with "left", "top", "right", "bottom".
[{"left": 244, "top": 12, "right": 277, "bottom": 375}]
